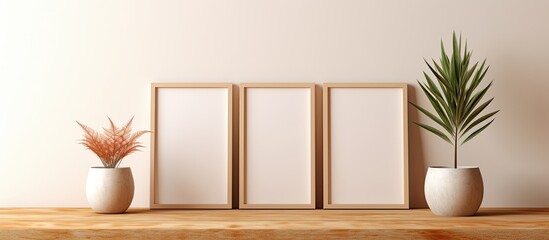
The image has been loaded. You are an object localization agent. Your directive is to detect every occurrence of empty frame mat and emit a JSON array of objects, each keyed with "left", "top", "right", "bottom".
[
  {"left": 151, "top": 83, "right": 232, "bottom": 209},
  {"left": 324, "top": 83, "right": 408, "bottom": 209},
  {"left": 240, "top": 83, "right": 315, "bottom": 209}
]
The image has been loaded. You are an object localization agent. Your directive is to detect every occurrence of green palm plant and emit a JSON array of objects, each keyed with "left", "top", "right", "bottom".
[{"left": 410, "top": 32, "right": 499, "bottom": 168}]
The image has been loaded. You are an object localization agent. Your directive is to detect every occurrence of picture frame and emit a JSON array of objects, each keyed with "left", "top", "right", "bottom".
[
  {"left": 239, "top": 83, "right": 316, "bottom": 209},
  {"left": 151, "top": 83, "right": 233, "bottom": 209},
  {"left": 323, "top": 83, "right": 409, "bottom": 209}
]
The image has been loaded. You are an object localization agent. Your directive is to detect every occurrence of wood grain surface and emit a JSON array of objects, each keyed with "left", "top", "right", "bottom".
[{"left": 0, "top": 208, "right": 547, "bottom": 239}]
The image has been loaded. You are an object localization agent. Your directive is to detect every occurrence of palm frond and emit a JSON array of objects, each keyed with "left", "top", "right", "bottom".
[
  {"left": 462, "top": 119, "right": 495, "bottom": 144},
  {"left": 414, "top": 122, "right": 453, "bottom": 144},
  {"left": 409, "top": 32, "right": 499, "bottom": 167}
]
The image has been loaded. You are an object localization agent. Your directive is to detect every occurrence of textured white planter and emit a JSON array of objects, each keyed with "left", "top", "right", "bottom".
[
  {"left": 86, "top": 167, "right": 134, "bottom": 214},
  {"left": 424, "top": 166, "right": 483, "bottom": 217}
]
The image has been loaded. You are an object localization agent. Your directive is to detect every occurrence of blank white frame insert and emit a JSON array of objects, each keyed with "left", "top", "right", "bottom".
[
  {"left": 151, "top": 83, "right": 232, "bottom": 209},
  {"left": 240, "top": 83, "right": 315, "bottom": 209},
  {"left": 323, "top": 83, "right": 409, "bottom": 209}
]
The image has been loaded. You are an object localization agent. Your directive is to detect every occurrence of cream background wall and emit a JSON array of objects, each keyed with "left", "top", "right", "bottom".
[{"left": 1, "top": 0, "right": 548, "bottom": 208}]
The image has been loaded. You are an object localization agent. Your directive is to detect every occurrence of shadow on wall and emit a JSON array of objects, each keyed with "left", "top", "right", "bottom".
[
  {"left": 485, "top": 47, "right": 549, "bottom": 207},
  {"left": 315, "top": 85, "right": 324, "bottom": 208},
  {"left": 407, "top": 85, "right": 428, "bottom": 209},
  {"left": 232, "top": 84, "right": 240, "bottom": 209}
]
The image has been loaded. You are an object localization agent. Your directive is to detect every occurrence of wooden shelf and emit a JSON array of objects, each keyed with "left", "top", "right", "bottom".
[{"left": 0, "top": 208, "right": 548, "bottom": 239}]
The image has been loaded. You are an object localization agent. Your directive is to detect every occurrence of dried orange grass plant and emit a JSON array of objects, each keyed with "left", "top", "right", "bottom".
[{"left": 77, "top": 117, "right": 149, "bottom": 168}]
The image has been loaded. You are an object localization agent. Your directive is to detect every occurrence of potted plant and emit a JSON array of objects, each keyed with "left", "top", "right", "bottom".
[
  {"left": 77, "top": 117, "right": 149, "bottom": 213},
  {"left": 410, "top": 33, "right": 499, "bottom": 216}
]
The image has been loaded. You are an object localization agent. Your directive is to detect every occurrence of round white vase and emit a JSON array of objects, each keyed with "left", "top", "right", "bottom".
[
  {"left": 86, "top": 167, "right": 134, "bottom": 214},
  {"left": 424, "top": 166, "right": 483, "bottom": 217}
]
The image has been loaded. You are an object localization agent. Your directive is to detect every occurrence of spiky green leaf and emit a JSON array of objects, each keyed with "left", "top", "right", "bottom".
[
  {"left": 414, "top": 122, "right": 453, "bottom": 144},
  {"left": 409, "top": 101, "right": 454, "bottom": 135},
  {"left": 417, "top": 81, "right": 454, "bottom": 129},
  {"left": 461, "top": 97, "right": 494, "bottom": 131},
  {"left": 462, "top": 119, "right": 495, "bottom": 144},
  {"left": 461, "top": 110, "right": 500, "bottom": 136}
]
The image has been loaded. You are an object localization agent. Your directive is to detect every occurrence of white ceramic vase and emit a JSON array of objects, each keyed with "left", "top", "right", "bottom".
[
  {"left": 424, "top": 166, "right": 483, "bottom": 217},
  {"left": 86, "top": 167, "right": 134, "bottom": 214}
]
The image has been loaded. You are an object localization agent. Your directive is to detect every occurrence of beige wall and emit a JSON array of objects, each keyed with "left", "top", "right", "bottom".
[{"left": 1, "top": 0, "right": 548, "bottom": 208}]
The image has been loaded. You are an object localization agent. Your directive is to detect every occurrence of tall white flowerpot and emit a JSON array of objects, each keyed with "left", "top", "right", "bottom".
[
  {"left": 424, "top": 166, "right": 483, "bottom": 217},
  {"left": 86, "top": 167, "right": 134, "bottom": 214}
]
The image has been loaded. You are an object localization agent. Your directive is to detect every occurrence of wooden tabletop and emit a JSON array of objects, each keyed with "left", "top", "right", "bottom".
[{"left": 0, "top": 208, "right": 548, "bottom": 239}]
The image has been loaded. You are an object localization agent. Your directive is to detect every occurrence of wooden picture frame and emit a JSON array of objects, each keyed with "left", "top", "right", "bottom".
[
  {"left": 240, "top": 83, "right": 316, "bottom": 209},
  {"left": 151, "top": 83, "right": 233, "bottom": 209},
  {"left": 323, "top": 83, "right": 409, "bottom": 209}
]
